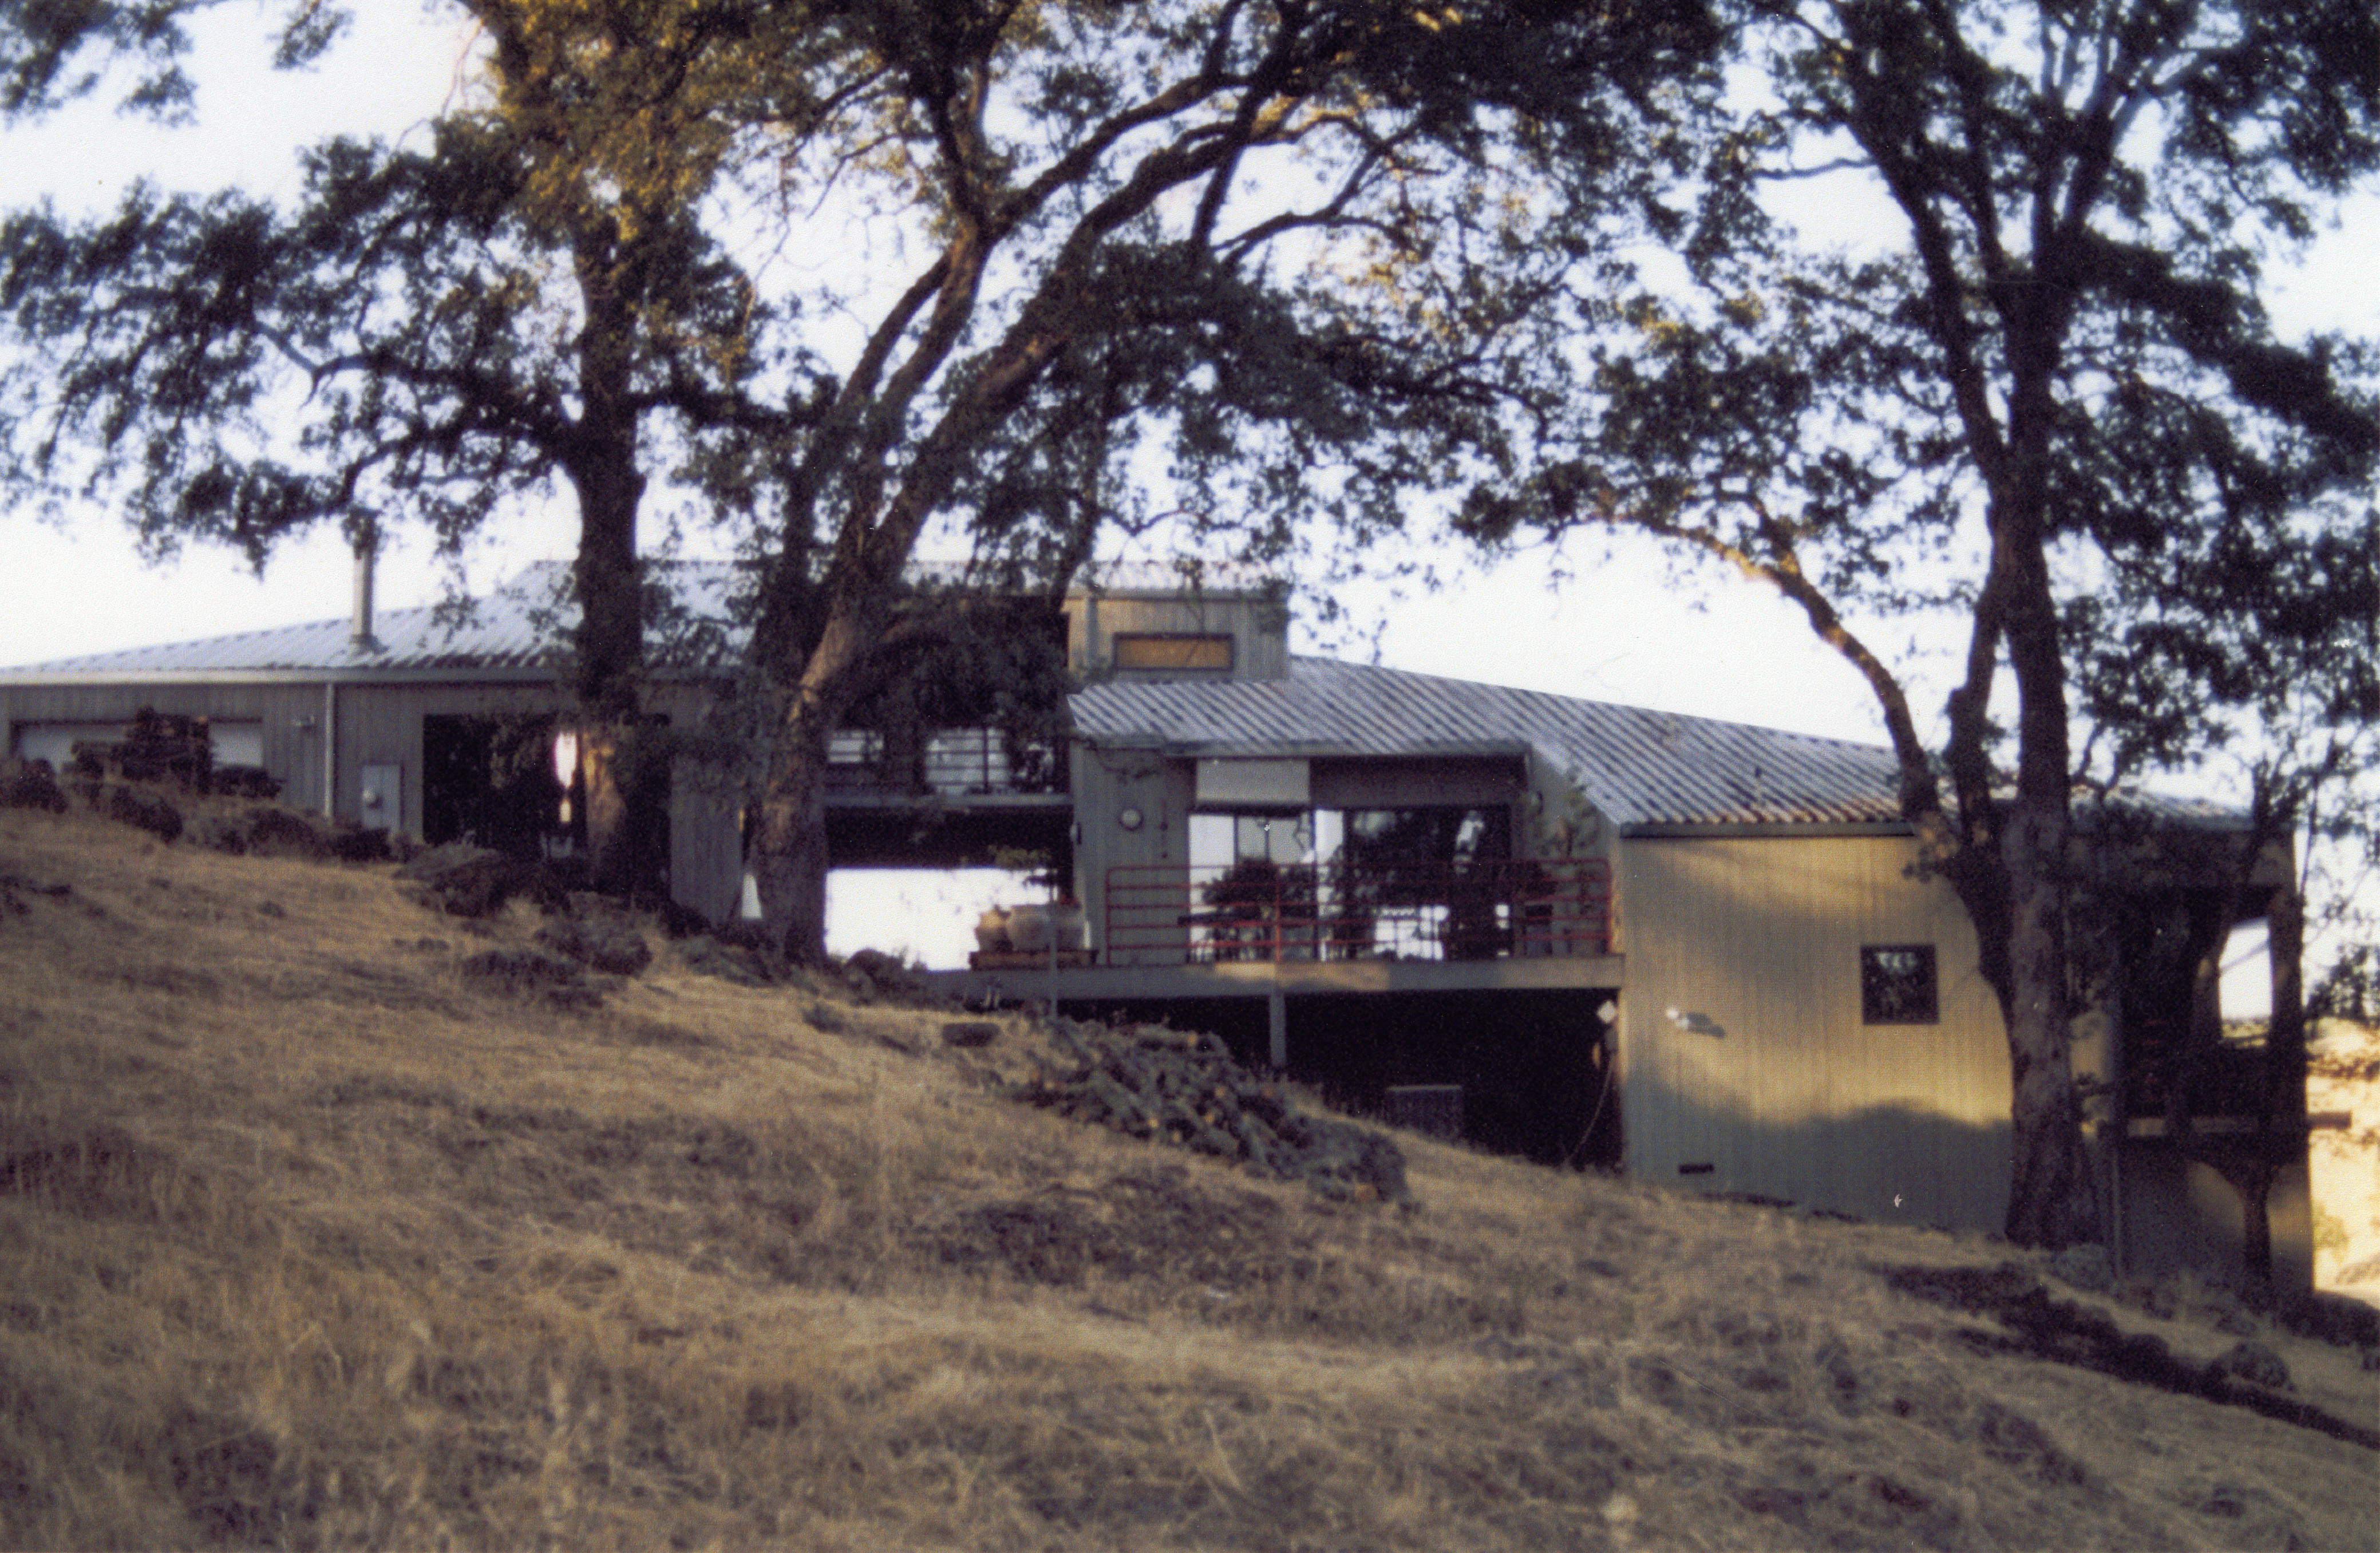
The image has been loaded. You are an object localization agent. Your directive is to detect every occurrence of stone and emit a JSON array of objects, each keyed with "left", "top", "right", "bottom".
[
  {"left": 678, "top": 935, "right": 779, "bottom": 988},
  {"left": 941, "top": 1020, "right": 1001, "bottom": 1049},
  {"left": 535, "top": 912, "right": 653, "bottom": 977},
  {"left": 845, "top": 947, "right": 926, "bottom": 999},
  {"left": 104, "top": 785, "right": 183, "bottom": 844},
  {"left": 2208, "top": 1341, "right": 2290, "bottom": 1391},
  {"left": 1011, "top": 1018, "right": 1409, "bottom": 1203},
  {"left": 328, "top": 826, "right": 392, "bottom": 862},
  {"left": 244, "top": 807, "right": 333, "bottom": 859},
  {"left": 396, "top": 843, "right": 527, "bottom": 918},
  {"left": 458, "top": 947, "right": 603, "bottom": 1010},
  {"left": 2049, "top": 1242, "right": 2114, "bottom": 1294}
]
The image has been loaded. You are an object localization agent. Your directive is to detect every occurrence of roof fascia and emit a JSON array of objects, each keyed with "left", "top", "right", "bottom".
[
  {"left": 0, "top": 667, "right": 730, "bottom": 688},
  {"left": 1620, "top": 821, "right": 1918, "bottom": 840},
  {"left": 1080, "top": 737, "right": 1537, "bottom": 763}
]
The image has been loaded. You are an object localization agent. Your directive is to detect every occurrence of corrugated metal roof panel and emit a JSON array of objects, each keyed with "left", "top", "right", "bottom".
[
  {"left": 2, "top": 562, "right": 748, "bottom": 677},
  {"left": 1, "top": 557, "right": 1271, "bottom": 679},
  {"left": 1073, "top": 655, "right": 1912, "bottom": 828},
  {"left": 1072, "top": 657, "right": 2247, "bottom": 830}
]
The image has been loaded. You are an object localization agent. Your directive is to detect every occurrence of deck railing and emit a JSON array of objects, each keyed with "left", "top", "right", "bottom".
[
  {"left": 1104, "top": 858, "right": 1612, "bottom": 965},
  {"left": 825, "top": 726, "right": 1065, "bottom": 797}
]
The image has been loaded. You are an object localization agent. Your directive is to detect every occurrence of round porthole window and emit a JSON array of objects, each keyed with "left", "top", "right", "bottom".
[{"left": 1118, "top": 806, "right": 1145, "bottom": 831}]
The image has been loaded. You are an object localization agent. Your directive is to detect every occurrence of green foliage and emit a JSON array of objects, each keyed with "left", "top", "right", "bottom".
[
  {"left": 1456, "top": 0, "right": 2377, "bottom": 1246},
  {"left": 3, "top": 1, "right": 1727, "bottom": 957}
]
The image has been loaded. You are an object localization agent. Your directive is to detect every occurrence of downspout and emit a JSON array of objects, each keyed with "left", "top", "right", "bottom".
[
  {"left": 328, "top": 526, "right": 378, "bottom": 821},
  {"left": 322, "top": 679, "right": 338, "bottom": 821}
]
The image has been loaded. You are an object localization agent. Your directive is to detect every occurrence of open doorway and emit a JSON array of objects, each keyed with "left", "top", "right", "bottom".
[{"left": 421, "top": 714, "right": 588, "bottom": 861}]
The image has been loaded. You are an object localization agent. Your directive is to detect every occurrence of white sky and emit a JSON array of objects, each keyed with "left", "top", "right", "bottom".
[{"left": 0, "top": 5, "right": 2369, "bottom": 991}]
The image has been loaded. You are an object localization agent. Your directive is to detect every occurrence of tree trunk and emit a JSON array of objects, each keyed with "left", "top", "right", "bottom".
[
  {"left": 568, "top": 230, "right": 657, "bottom": 902},
  {"left": 1998, "top": 795, "right": 2101, "bottom": 1247},
  {"left": 748, "top": 602, "right": 875, "bottom": 963},
  {"left": 2241, "top": 872, "right": 2310, "bottom": 1287},
  {"left": 750, "top": 696, "right": 835, "bottom": 963},
  {"left": 570, "top": 451, "right": 653, "bottom": 899},
  {"left": 1992, "top": 519, "right": 2104, "bottom": 1250}
]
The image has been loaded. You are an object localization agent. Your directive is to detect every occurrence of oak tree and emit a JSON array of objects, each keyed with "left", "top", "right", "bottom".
[
  {"left": 0, "top": 0, "right": 815, "bottom": 896},
  {"left": 1461, "top": 0, "right": 2379, "bottom": 1245},
  {"left": 5, "top": 1, "right": 1722, "bottom": 959}
]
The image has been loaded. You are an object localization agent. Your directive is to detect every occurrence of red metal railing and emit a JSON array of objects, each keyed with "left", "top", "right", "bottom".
[{"left": 1104, "top": 858, "right": 1612, "bottom": 964}]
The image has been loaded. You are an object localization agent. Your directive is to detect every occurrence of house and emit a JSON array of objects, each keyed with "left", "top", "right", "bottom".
[
  {"left": 0, "top": 558, "right": 2308, "bottom": 1286},
  {"left": 951, "top": 574, "right": 2311, "bottom": 1289}
]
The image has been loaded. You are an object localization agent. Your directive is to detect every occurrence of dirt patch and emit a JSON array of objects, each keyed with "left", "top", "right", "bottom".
[
  {"left": 931, "top": 1164, "right": 1292, "bottom": 1290},
  {"left": 0, "top": 1122, "right": 198, "bottom": 1223}
]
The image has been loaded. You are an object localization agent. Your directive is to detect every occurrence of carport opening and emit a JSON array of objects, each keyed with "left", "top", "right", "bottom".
[
  {"left": 1056, "top": 987, "right": 1620, "bottom": 1169},
  {"left": 422, "top": 714, "right": 585, "bottom": 859}
]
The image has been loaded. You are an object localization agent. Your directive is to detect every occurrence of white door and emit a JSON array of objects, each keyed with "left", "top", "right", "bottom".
[{"left": 359, "top": 762, "right": 401, "bottom": 832}]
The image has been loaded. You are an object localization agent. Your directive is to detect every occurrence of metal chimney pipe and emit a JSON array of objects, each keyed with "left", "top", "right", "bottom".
[{"left": 350, "top": 528, "right": 379, "bottom": 651}]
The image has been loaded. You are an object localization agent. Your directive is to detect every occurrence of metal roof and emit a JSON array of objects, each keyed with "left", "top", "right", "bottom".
[
  {"left": 1, "top": 556, "right": 1271, "bottom": 681},
  {"left": 1071, "top": 655, "right": 1912, "bottom": 828},
  {"left": 0, "top": 562, "right": 746, "bottom": 679},
  {"left": 1072, "top": 657, "right": 2248, "bottom": 831},
  {"left": 0, "top": 558, "right": 2247, "bottom": 835}
]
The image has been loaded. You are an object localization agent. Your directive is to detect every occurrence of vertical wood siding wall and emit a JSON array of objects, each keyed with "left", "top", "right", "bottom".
[{"left": 1616, "top": 832, "right": 2013, "bottom": 1231}]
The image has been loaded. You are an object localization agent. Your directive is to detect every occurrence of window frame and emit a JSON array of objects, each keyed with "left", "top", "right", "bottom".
[
  {"left": 1860, "top": 943, "right": 1940, "bottom": 1025},
  {"left": 1110, "top": 631, "right": 1235, "bottom": 673}
]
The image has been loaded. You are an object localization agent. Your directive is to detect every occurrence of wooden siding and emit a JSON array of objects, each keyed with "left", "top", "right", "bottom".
[{"left": 1615, "top": 833, "right": 2012, "bottom": 1231}]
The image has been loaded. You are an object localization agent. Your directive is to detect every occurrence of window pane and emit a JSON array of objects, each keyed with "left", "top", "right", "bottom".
[
  {"left": 1113, "top": 633, "right": 1233, "bottom": 670},
  {"left": 1861, "top": 944, "right": 1939, "bottom": 1024}
]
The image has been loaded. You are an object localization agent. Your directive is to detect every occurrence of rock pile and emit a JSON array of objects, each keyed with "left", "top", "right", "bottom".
[
  {"left": 395, "top": 843, "right": 533, "bottom": 918},
  {"left": 187, "top": 805, "right": 390, "bottom": 860},
  {"left": 0, "top": 758, "right": 70, "bottom": 814},
  {"left": 1012, "top": 1020, "right": 1408, "bottom": 1202},
  {"left": 535, "top": 898, "right": 654, "bottom": 977},
  {"left": 458, "top": 947, "right": 607, "bottom": 1011}
]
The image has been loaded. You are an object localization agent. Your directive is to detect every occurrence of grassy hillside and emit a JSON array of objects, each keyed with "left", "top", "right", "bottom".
[{"left": 1, "top": 800, "right": 2373, "bottom": 1551}]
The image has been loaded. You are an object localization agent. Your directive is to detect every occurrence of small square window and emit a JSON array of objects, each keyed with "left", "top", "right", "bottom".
[
  {"left": 1112, "top": 633, "right": 1234, "bottom": 671},
  {"left": 1861, "top": 944, "right": 1939, "bottom": 1024}
]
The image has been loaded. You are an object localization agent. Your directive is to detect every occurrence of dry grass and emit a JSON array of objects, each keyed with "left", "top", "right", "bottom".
[{"left": 1, "top": 802, "right": 2373, "bottom": 1551}]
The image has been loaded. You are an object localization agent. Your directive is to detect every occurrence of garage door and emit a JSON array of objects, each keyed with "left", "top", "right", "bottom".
[{"left": 12, "top": 721, "right": 265, "bottom": 769}]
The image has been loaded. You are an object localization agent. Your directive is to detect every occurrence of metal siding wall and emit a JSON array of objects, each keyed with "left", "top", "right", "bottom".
[
  {"left": 335, "top": 683, "right": 567, "bottom": 832},
  {"left": 1618, "top": 833, "right": 2011, "bottom": 1230},
  {"left": 3, "top": 682, "right": 329, "bottom": 811},
  {"left": 670, "top": 777, "right": 745, "bottom": 926},
  {"left": 1072, "top": 742, "right": 1194, "bottom": 963}
]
